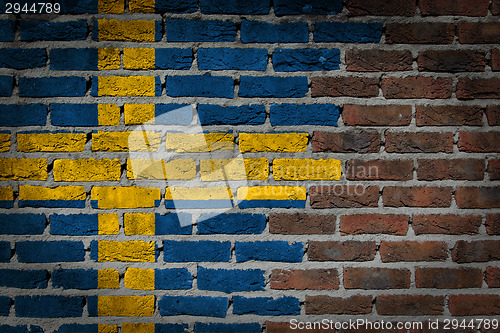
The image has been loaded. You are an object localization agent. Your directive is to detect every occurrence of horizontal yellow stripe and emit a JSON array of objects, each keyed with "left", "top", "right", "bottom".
[
  {"left": 239, "top": 133, "right": 308, "bottom": 153},
  {"left": 237, "top": 186, "right": 307, "bottom": 201},
  {"left": 127, "top": 158, "right": 196, "bottom": 180},
  {"left": 165, "top": 187, "right": 233, "bottom": 200},
  {"left": 98, "top": 104, "right": 120, "bottom": 126},
  {"left": 91, "top": 186, "right": 161, "bottom": 209},
  {"left": 19, "top": 185, "right": 85, "bottom": 201},
  {"left": 273, "top": 158, "right": 342, "bottom": 180},
  {"left": 0, "top": 158, "right": 47, "bottom": 181},
  {"left": 17, "top": 132, "right": 86, "bottom": 152},
  {"left": 53, "top": 158, "right": 121, "bottom": 182},
  {"left": 124, "top": 103, "right": 155, "bottom": 125},
  {"left": 166, "top": 133, "right": 234, "bottom": 152},
  {"left": 92, "top": 131, "right": 161, "bottom": 152}
]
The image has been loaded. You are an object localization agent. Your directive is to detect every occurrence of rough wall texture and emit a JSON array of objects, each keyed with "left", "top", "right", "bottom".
[{"left": 0, "top": 0, "right": 499, "bottom": 332}]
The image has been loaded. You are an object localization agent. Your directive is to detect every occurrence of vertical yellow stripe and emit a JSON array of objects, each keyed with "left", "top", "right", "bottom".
[
  {"left": 98, "top": 48, "right": 120, "bottom": 70},
  {"left": 98, "top": 213, "right": 119, "bottom": 235},
  {"left": 98, "top": 269, "right": 120, "bottom": 289},
  {"left": 98, "top": 0, "right": 124, "bottom": 14},
  {"left": 98, "top": 104, "right": 121, "bottom": 126},
  {"left": 129, "top": 0, "right": 155, "bottom": 13},
  {"left": 122, "top": 322, "right": 155, "bottom": 333},
  {"left": 98, "top": 324, "right": 118, "bottom": 333},
  {"left": 124, "top": 103, "right": 155, "bottom": 125}
]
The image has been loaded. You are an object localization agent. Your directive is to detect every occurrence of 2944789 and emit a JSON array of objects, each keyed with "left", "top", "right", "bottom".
[{"left": 5, "top": 2, "right": 61, "bottom": 14}]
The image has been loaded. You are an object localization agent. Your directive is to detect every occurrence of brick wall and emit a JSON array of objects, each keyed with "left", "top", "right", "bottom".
[{"left": 0, "top": 0, "right": 499, "bottom": 332}]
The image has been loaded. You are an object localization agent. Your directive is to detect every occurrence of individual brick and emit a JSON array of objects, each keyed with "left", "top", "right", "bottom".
[
  {"left": 88, "top": 295, "right": 155, "bottom": 317},
  {"left": 93, "top": 19, "right": 161, "bottom": 42},
  {"left": 237, "top": 186, "right": 306, "bottom": 209},
  {"left": 233, "top": 296, "right": 300, "bottom": 316},
  {"left": 273, "top": 48, "right": 340, "bottom": 71},
  {"left": 16, "top": 241, "right": 84, "bottom": 263},
  {"left": 125, "top": 103, "right": 193, "bottom": 125},
  {"left": 20, "top": 21, "right": 87, "bottom": 41},
  {"left": 163, "top": 240, "right": 231, "bottom": 262},
  {"left": 485, "top": 267, "right": 500, "bottom": 287},
  {"left": 312, "top": 131, "right": 381, "bottom": 153},
  {"left": 418, "top": 50, "right": 486, "bottom": 72},
  {"left": 235, "top": 241, "right": 303, "bottom": 262},
  {"left": 19, "top": 77, "right": 86, "bottom": 97},
  {"left": 166, "top": 132, "right": 233, "bottom": 152},
  {"left": 385, "top": 23, "right": 454, "bottom": 44},
  {"left": 92, "top": 76, "right": 161, "bottom": 97},
  {"left": 0, "top": 297, "right": 9, "bottom": 316},
  {"left": 449, "top": 295, "right": 500, "bottom": 315},
  {"left": 155, "top": 268, "right": 193, "bottom": 290},
  {"left": 58, "top": 0, "right": 102, "bottom": 14},
  {"left": 383, "top": 186, "right": 452, "bottom": 207},
  {"left": 458, "top": 22, "right": 500, "bottom": 44},
  {"left": 52, "top": 269, "right": 98, "bottom": 290},
  {"left": 493, "top": 0, "right": 500, "bottom": 15},
  {"left": 0, "top": 241, "right": 10, "bottom": 262},
  {"left": 53, "top": 159, "right": 121, "bottom": 182},
  {"left": 50, "top": 48, "right": 99, "bottom": 70},
  {"left": 0, "top": 158, "right": 47, "bottom": 181},
  {"left": 420, "top": 0, "right": 489, "bottom": 16},
  {"left": 198, "top": 105, "right": 266, "bottom": 125},
  {"left": 0, "top": 48, "right": 47, "bottom": 69},
  {"left": 198, "top": 48, "right": 267, "bottom": 71},
  {"left": 0, "top": 20, "right": 15, "bottom": 42},
  {"left": 455, "top": 187, "right": 500, "bottom": 208},
  {"left": 165, "top": 187, "right": 233, "bottom": 209},
  {"left": 274, "top": 0, "right": 342, "bottom": 15},
  {"left": 0, "top": 76, "right": 12, "bottom": 96},
  {"left": 51, "top": 104, "right": 120, "bottom": 127},
  {"left": 92, "top": 131, "right": 161, "bottom": 152},
  {"left": 305, "top": 295, "right": 372, "bottom": 315},
  {"left": 382, "top": 77, "right": 452, "bottom": 99},
  {"left": 17, "top": 132, "right": 86, "bottom": 152},
  {"left": 385, "top": 132, "right": 453, "bottom": 153},
  {"left": 343, "top": 105, "right": 412, "bottom": 126},
  {"left": 271, "top": 269, "right": 339, "bottom": 290},
  {"left": 166, "top": 74, "right": 233, "bottom": 98},
  {"left": 200, "top": 0, "right": 269, "bottom": 14},
  {"left": 198, "top": 213, "right": 266, "bottom": 235},
  {"left": 239, "top": 76, "right": 308, "bottom": 98},
  {"left": 18, "top": 185, "right": 86, "bottom": 208},
  {"left": 195, "top": 323, "right": 261, "bottom": 333},
  {"left": 0, "top": 269, "right": 49, "bottom": 289},
  {"left": 273, "top": 159, "right": 341, "bottom": 181},
  {"left": 417, "top": 159, "right": 484, "bottom": 180},
  {"left": 376, "top": 295, "right": 444, "bottom": 315},
  {"left": 159, "top": 296, "right": 228, "bottom": 318},
  {"left": 197, "top": 267, "right": 265, "bottom": 293},
  {"left": 200, "top": 158, "right": 268, "bottom": 181},
  {"left": 310, "top": 185, "right": 379, "bottom": 208},
  {"left": 127, "top": 158, "right": 195, "bottom": 180},
  {"left": 456, "top": 78, "right": 500, "bottom": 99},
  {"left": 344, "top": 268, "right": 411, "bottom": 289},
  {"left": 314, "top": 22, "right": 383, "bottom": 43},
  {"left": 0, "top": 132, "right": 9, "bottom": 152},
  {"left": 98, "top": 47, "right": 120, "bottom": 70},
  {"left": 458, "top": 132, "right": 500, "bottom": 152},
  {"left": 0, "top": 104, "right": 46, "bottom": 126},
  {"left": 241, "top": 20, "right": 308, "bottom": 43},
  {"left": 91, "top": 240, "right": 156, "bottom": 263},
  {"left": 91, "top": 186, "right": 161, "bottom": 209},
  {"left": 50, "top": 214, "right": 119, "bottom": 236},
  {"left": 155, "top": 48, "right": 193, "bottom": 69},
  {"left": 486, "top": 214, "right": 500, "bottom": 234},
  {"left": 270, "top": 104, "right": 340, "bottom": 126},
  {"left": 416, "top": 105, "right": 483, "bottom": 126},
  {"left": 125, "top": 213, "right": 191, "bottom": 235},
  {"left": 347, "top": 0, "right": 415, "bottom": 15},
  {"left": 130, "top": 0, "right": 197, "bottom": 13},
  {"left": 123, "top": 48, "right": 155, "bottom": 70},
  {"left": 124, "top": 267, "right": 154, "bottom": 290},
  {"left": 0, "top": 214, "right": 45, "bottom": 235},
  {"left": 346, "top": 159, "right": 413, "bottom": 181},
  {"left": 346, "top": 49, "right": 412, "bottom": 72},
  {"left": 15, "top": 296, "right": 84, "bottom": 318},
  {"left": 239, "top": 132, "right": 308, "bottom": 152},
  {"left": 415, "top": 268, "right": 482, "bottom": 288},
  {"left": 452, "top": 240, "right": 500, "bottom": 263},
  {"left": 98, "top": 269, "right": 119, "bottom": 289},
  {"left": 486, "top": 105, "right": 500, "bottom": 125},
  {"left": 311, "top": 77, "right": 379, "bottom": 97},
  {"left": 413, "top": 214, "right": 482, "bottom": 235},
  {"left": 308, "top": 241, "right": 376, "bottom": 261},
  {"left": 380, "top": 241, "right": 448, "bottom": 262},
  {"left": 269, "top": 213, "right": 336, "bottom": 234},
  {"left": 166, "top": 19, "right": 236, "bottom": 42},
  {"left": 340, "top": 214, "right": 409, "bottom": 235},
  {"left": 0, "top": 188, "right": 13, "bottom": 209}
]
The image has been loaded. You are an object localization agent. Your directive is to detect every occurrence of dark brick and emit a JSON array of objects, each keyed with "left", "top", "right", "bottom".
[
  {"left": 458, "top": 132, "right": 500, "bottom": 152},
  {"left": 386, "top": 23, "right": 454, "bottom": 44},
  {"left": 417, "top": 159, "right": 484, "bottom": 180},
  {"left": 383, "top": 186, "right": 452, "bottom": 208},
  {"left": 376, "top": 295, "right": 444, "bottom": 315},
  {"left": 449, "top": 295, "right": 500, "bottom": 315},
  {"left": 308, "top": 241, "right": 376, "bottom": 261},
  {"left": 347, "top": 0, "right": 416, "bottom": 16},
  {"left": 310, "top": 185, "right": 379, "bottom": 208},
  {"left": 486, "top": 214, "right": 500, "bottom": 235},
  {"left": 273, "top": 48, "right": 340, "bottom": 72},
  {"left": 485, "top": 267, "right": 500, "bottom": 287},
  {"left": 346, "top": 159, "right": 413, "bottom": 181},
  {"left": 166, "top": 19, "right": 236, "bottom": 42},
  {"left": 270, "top": 269, "right": 339, "bottom": 290},
  {"left": 492, "top": 49, "right": 500, "bottom": 71},
  {"left": 456, "top": 187, "right": 500, "bottom": 208},
  {"left": 312, "top": 131, "right": 381, "bottom": 153},
  {"left": 200, "top": 0, "right": 270, "bottom": 14},
  {"left": 20, "top": 21, "right": 87, "bottom": 41},
  {"left": 416, "top": 268, "right": 482, "bottom": 288},
  {"left": 314, "top": 22, "right": 383, "bottom": 43},
  {"left": 344, "top": 268, "right": 410, "bottom": 289},
  {"left": 413, "top": 214, "right": 482, "bottom": 235},
  {"left": 416, "top": 105, "right": 483, "bottom": 126},
  {"left": 306, "top": 295, "right": 372, "bottom": 315},
  {"left": 346, "top": 49, "right": 412, "bottom": 72},
  {"left": 343, "top": 105, "right": 412, "bottom": 126},
  {"left": 269, "top": 213, "right": 335, "bottom": 234},
  {"left": 418, "top": 50, "right": 486, "bottom": 72},
  {"left": 241, "top": 20, "right": 308, "bottom": 43},
  {"left": 486, "top": 105, "right": 500, "bottom": 125},
  {"left": 312, "top": 77, "right": 379, "bottom": 97},
  {"left": 458, "top": 22, "right": 500, "bottom": 44},
  {"left": 274, "top": 0, "right": 342, "bottom": 15},
  {"left": 382, "top": 77, "right": 452, "bottom": 99},
  {"left": 0, "top": 49, "right": 47, "bottom": 69},
  {"left": 386, "top": 132, "right": 453, "bottom": 153},
  {"left": 452, "top": 240, "right": 500, "bottom": 263},
  {"left": 340, "top": 214, "right": 409, "bottom": 235},
  {"left": 457, "top": 78, "right": 500, "bottom": 99},
  {"left": 420, "top": 0, "right": 489, "bottom": 16},
  {"left": 380, "top": 241, "right": 448, "bottom": 262}
]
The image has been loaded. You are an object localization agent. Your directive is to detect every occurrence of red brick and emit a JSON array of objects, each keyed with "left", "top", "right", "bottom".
[
  {"left": 346, "top": 0, "right": 416, "bottom": 16},
  {"left": 486, "top": 214, "right": 500, "bottom": 235},
  {"left": 458, "top": 22, "right": 500, "bottom": 44},
  {"left": 308, "top": 241, "right": 376, "bottom": 262},
  {"left": 343, "top": 105, "right": 412, "bottom": 126},
  {"left": 346, "top": 159, "right": 413, "bottom": 181},
  {"left": 417, "top": 159, "right": 484, "bottom": 180},
  {"left": 340, "top": 214, "right": 409, "bottom": 235},
  {"left": 270, "top": 269, "right": 339, "bottom": 290},
  {"left": 383, "top": 186, "right": 452, "bottom": 208},
  {"left": 312, "top": 131, "right": 381, "bottom": 153},
  {"left": 491, "top": 49, "right": 500, "bottom": 71},
  {"left": 420, "top": 0, "right": 489, "bottom": 16},
  {"left": 311, "top": 77, "right": 379, "bottom": 98},
  {"left": 456, "top": 78, "right": 500, "bottom": 99},
  {"left": 310, "top": 185, "right": 379, "bottom": 208},
  {"left": 455, "top": 186, "right": 500, "bottom": 208},
  {"left": 413, "top": 214, "right": 481, "bottom": 235},
  {"left": 376, "top": 295, "right": 444, "bottom": 316},
  {"left": 485, "top": 267, "right": 500, "bottom": 288},
  {"left": 486, "top": 105, "right": 500, "bottom": 125},
  {"left": 381, "top": 77, "right": 452, "bottom": 99},
  {"left": 418, "top": 50, "right": 486, "bottom": 72},
  {"left": 346, "top": 49, "right": 413, "bottom": 72},
  {"left": 458, "top": 132, "right": 500, "bottom": 152},
  {"left": 488, "top": 159, "right": 500, "bottom": 180},
  {"left": 449, "top": 295, "right": 500, "bottom": 315},
  {"left": 415, "top": 105, "right": 483, "bottom": 126},
  {"left": 493, "top": 0, "right": 500, "bottom": 15},
  {"left": 385, "top": 23, "right": 454, "bottom": 44},
  {"left": 266, "top": 322, "right": 329, "bottom": 333},
  {"left": 380, "top": 241, "right": 448, "bottom": 262},
  {"left": 305, "top": 295, "right": 372, "bottom": 315},
  {"left": 385, "top": 132, "right": 453, "bottom": 153},
  {"left": 452, "top": 240, "right": 500, "bottom": 263},
  {"left": 344, "top": 267, "right": 410, "bottom": 289},
  {"left": 269, "top": 213, "right": 335, "bottom": 235},
  {"left": 415, "top": 268, "right": 482, "bottom": 288}
]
